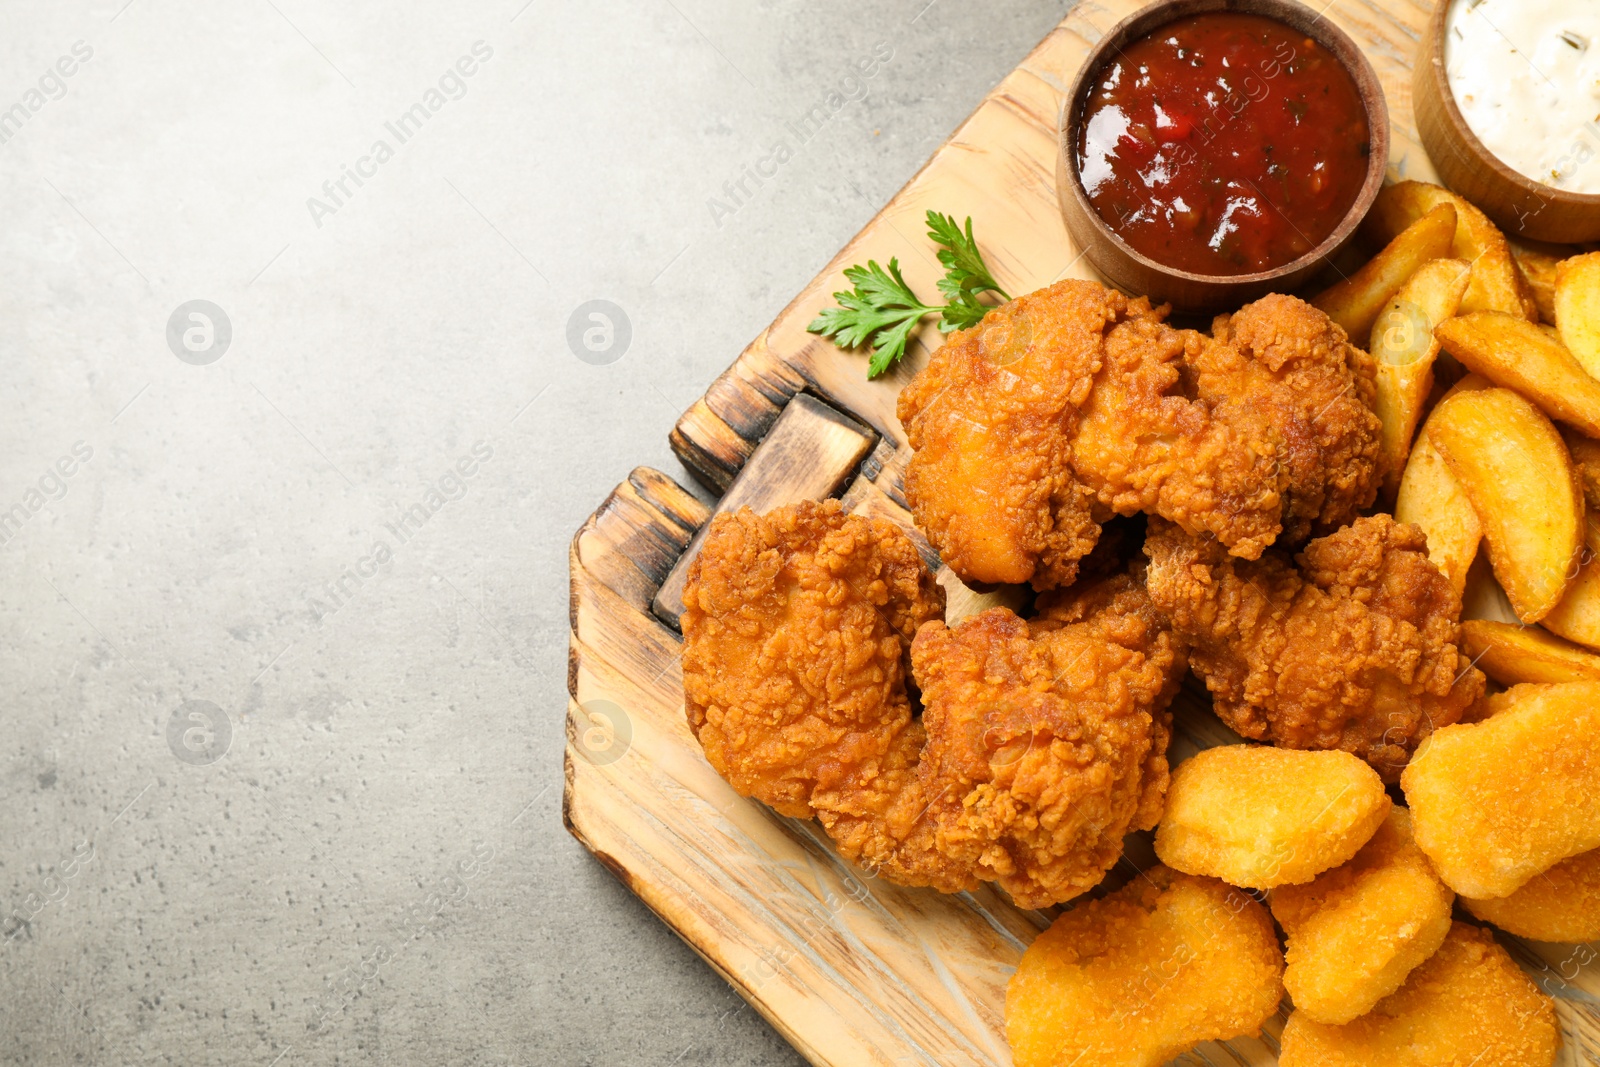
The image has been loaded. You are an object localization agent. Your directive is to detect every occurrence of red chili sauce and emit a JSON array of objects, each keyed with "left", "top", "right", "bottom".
[{"left": 1076, "top": 13, "right": 1370, "bottom": 276}]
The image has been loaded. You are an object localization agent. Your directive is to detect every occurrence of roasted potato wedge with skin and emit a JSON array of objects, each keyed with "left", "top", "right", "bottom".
[
  {"left": 1543, "top": 518, "right": 1600, "bottom": 651},
  {"left": 1155, "top": 746, "right": 1390, "bottom": 889},
  {"left": 1436, "top": 312, "right": 1600, "bottom": 438},
  {"left": 1313, "top": 203, "right": 1455, "bottom": 342},
  {"left": 1458, "top": 619, "right": 1600, "bottom": 685},
  {"left": 1556, "top": 252, "right": 1600, "bottom": 381},
  {"left": 1395, "top": 429, "right": 1481, "bottom": 595},
  {"left": 1402, "top": 681, "right": 1600, "bottom": 898},
  {"left": 1362, "top": 181, "right": 1536, "bottom": 320},
  {"left": 1427, "top": 388, "right": 1583, "bottom": 622},
  {"left": 1516, "top": 247, "right": 1562, "bottom": 324},
  {"left": 1370, "top": 258, "right": 1472, "bottom": 494},
  {"left": 1463, "top": 847, "right": 1600, "bottom": 943}
]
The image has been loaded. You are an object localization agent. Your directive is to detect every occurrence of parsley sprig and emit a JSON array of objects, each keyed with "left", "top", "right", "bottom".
[
  {"left": 807, "top": 211, "right": 1010, "bottom": 378},
  {"left": 928, "top": 211, "right": 1011, "bottom": 330}
]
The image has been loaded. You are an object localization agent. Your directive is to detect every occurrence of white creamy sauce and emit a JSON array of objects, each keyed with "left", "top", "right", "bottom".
[{"left": 1445, "top": 0, "right": 1600, "bottom": 194}]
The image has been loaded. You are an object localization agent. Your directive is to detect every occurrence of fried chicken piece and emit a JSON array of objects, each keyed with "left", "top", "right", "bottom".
[
  {"left": 1402, "top": 681, "right": 1600, "bottom": 899},
  {"left": 1463, "top": 847, "right": 1600, "bottom": 942},
  {"left": 898, "top": 283, "right": 1382, "bottom": 590},
  {"left": 1155, "top": 745, "right": 1391, "bottom": 888},
  {"left": 896, "top": 280, "right": 1123, "bottom": 590},
  {"left": 680, "top": 500, "right": 964, "bottom": 891},
  {"left": 682, "top": 503, "right": 1185, "bottom": 906},
  {"left": 1006, "top": 865, "right": 1284, "bottom": 1067},
  {"left": 1144, "top": 514, "right": 1484, "bottom": 780},
  {"left": 1072, "top": 293, "right": 1381, "bottom": 558},
  {"left": 1067, "top": 308, "right": 1282, "bottom": 558},
  {"left": 1278, "top": 922, "right": 1562, "bottom": 1067},
  {"left": 911, "top": 573, "right": 1186, "bottom": 907},
  {"left": 1203, "top": 296, "right": 1383, "bottom": 545},
  {"left": 1271, "top": 807, "right": 1455, "bottom": 1024}
]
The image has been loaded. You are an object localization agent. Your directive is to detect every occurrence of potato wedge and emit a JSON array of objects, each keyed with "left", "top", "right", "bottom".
[
  {"left": 1428, "top": 387, "right": 1583, "bottom": 623},
  {"left": 1395, "top": 429, "right": 1481, "bottom": 595},
  {"left": 1515, "top": 247, "right": 1562, "bottom": 324},
  {"left": 1543, "top": 514, "right": 1600, "bottom": 651},
  {"left": 1362, "top": 182, "right": 1535, "bottom": 319},
  {"left": 1370, "top": 258, "right": 1472, "bottom": 494},
  {"left": 1458, "top": 619, "right": 1600, "bottom": 685},
  {"left": 1314, "top": 203, "right": 1455, "bottom": 342},
  {"left": 1563, "top": 429, "right": 1600, "bottom": 510},
  {"left": 1435, "top": 312, "right": 1600, "bottom": 438},
  {"left": 1555, "top": 252, "right": 1600, "bottom": 381}
]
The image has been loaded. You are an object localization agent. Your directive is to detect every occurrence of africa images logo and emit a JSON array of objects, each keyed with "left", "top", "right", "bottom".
[
  {"left": 166, "top": 700, "right": 231, "bottom": 766},
  {"left": 166, "top": 300, "right": 232, "bottom": 365}
]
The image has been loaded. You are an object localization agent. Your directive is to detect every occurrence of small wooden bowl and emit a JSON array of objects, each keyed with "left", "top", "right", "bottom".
[
  {"left": 1415, "top": 0, "right": 1600, "bottom": 243},
  {"left": 1057, "top": 0, "right": 1389, "bottom": 313}
]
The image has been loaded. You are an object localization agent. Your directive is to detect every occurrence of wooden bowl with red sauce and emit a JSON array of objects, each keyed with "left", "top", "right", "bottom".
[{"left": 1058, "top": 0, "right": 1390, "bottom": 313}]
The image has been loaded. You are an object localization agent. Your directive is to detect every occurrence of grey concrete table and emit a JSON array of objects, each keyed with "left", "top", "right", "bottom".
[{"left": 0, "top": 1, "right": 1072, "bottom": 1063}]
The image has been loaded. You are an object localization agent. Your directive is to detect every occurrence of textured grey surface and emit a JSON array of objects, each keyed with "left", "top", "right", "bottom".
[{"left": 0, "top": 1, "right": 1072, "bottom": 1064}]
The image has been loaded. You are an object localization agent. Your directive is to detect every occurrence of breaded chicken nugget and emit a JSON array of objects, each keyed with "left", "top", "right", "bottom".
[
  {"left": 1155, "top": 746, "right": 1389, "bottom": 888},
  {"left": 1006, "top": 865, "right": 1283, "bottom": 1067},
  {"left": 1402, "top": 681, "right": 1600, "bottom": 898},
  {"left": 1278, "top": 922, "right": 1561, "bottom": 1067},
  {"left": 1464, "top": 847, "right": 1600, "bottom": 942},
  {"left": 1271, "top": 807, "right": 1455, "bottom": 1023}
]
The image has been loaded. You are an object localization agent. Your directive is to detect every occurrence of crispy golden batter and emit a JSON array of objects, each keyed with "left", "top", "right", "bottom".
[
  {"left": 898, "top": 282, "right": 1381, "bottom": 590},
  {"left": 680, "top": 501, "right": 962, "bottom": 890},
  {"left": 1463, "top": 847, "right": 1600, "bottom": 942},
  {"left": 1203, "top": 296, "right": 1383, "bottom": 545},
  {"left": 1402, "top": 681, "right": 1600, "bottom": 898},
  {"left": 911, "top": 574, "right": 1186, "bottom": 908},
  {"left": 896, "top": 280, "right": 1124, "bottom": 590},
  {"left": 1074, "top": 294, "right": 1383, "bottom": 556},
  {"left": 1144, "top": 514, "right": 1483, "bottom": 780},
  {"left": 1278, "top": 922, "right": 1561, "bottom": 1067},
  {"left": 683, "top": 503, "right": 1186, "bottom": 906},
  {"left": 1271, "top": 807, "right": 1455, "bottom": 1024},
  {"left": 1154, "top": 745, "right": 1390, "bottom": 889},
  {"left": 1006, "top": 865, "right": 1284, "bottom": 1067},
  {"left": 1068, "top": 303, "right": 1283, "bottom": 557}
]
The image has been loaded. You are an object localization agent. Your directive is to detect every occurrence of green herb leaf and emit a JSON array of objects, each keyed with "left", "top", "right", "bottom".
[
  {"left": 937, "top": 289, "right": 993, "bottom": 333},
  {"left": 806, "top": 258, "right": 942, "bottom": 378},
  {"left": 807, "top": 213, "right": 1011, "bottom": 378},
  {"left": 926, "top": 210, "right": 1010, "bottom": 309}
]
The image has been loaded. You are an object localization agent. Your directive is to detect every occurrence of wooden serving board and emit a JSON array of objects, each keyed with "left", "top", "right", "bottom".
[{"left": 564, "top": 2, "right": 1600, "bottom": 1063}]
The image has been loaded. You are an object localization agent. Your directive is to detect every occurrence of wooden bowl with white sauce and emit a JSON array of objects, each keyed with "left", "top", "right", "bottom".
[{"left": 1415, "top": 0, "right": 1600, "bottom": 243}]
